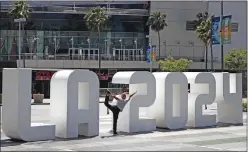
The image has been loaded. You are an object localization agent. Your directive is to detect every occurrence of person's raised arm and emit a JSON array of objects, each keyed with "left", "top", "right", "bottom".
[
  {"left": 109, "top": 93, "right": 121, "bottom": 101},
  {"left": 107, "top": 89, "right": 121, "bottom": 101},
  {"left": 127, "top": 91, "right": 137, "bottom": 101}
]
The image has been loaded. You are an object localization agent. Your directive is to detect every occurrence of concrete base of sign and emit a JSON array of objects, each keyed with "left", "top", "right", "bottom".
[
  {"left": 2, "top": 68, "right": 55, "bottom": 141},
  {"left": 112, "top": 71, "right": 156, "bottom": 133}
]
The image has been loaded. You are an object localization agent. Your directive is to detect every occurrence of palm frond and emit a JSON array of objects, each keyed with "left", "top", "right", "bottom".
[
  {"left": 84, "top": 6, "right": 108, "bottom": 32},
  {"left": 9, "top": 1, "right": 30, "bottom": 19},
  {"left": 147, "top": 11, "right": 167, "bottom": 32},
  {"left": 195, "top": 11, "right": 212, "bottom": 46}
]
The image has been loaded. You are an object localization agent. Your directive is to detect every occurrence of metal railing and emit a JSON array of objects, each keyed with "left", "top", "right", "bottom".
[
  {"left": 0, "top": 54, "right": 219, "bottom": 63},
  {"left": 156, "top": 56, "right": 219, "bottom": 62},
  {"left": 100, "top": 88, "right": 123, "bottom": 97},
  {"left": 0, "top": 54, "right": 147, "bottom": 61}
]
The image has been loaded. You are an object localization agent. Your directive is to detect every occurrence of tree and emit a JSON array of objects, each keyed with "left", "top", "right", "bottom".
[
  {"left": 9, "top": 0, "right": 30, "bottom": 67},
  {"left": 158, "top": 56, "right": 192, "bottom": 72},
  {"left": 224, "top": 48, "right": 247, "bottom": 97},
  {"left": 194, "top": 11, "right": 214, "bottom": 71},
  {"left": 84, "top": 7, "right": 108, "bottom": 74},
  {"left": 147, "top": 11, "right": 167, "bottom": 65},
  {"left": 9, "top": 1, "right": 30, "bottom": 20},
  {"left": 224, "top": 48, "right": 247, "bottom": 72}
]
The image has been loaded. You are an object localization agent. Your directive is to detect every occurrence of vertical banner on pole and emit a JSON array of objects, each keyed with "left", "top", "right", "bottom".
[
  {"left": 211, "top": 16, "right": 221, "bottom": 45},
  {"left": 146, "top": 46, "right": 151, "bottom": 62},
  {"left": 211, "top": 15, "right": 232, "bottom": 45},
  {"left": 221, "top": 15, "right": 232, "bottom": 44},
  {"left": 151, "top": 50, "right": 156, "bottom": 61}
]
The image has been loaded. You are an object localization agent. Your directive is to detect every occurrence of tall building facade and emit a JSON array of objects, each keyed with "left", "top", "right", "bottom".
[
  {"left": 0, "top": 1, "right": 246, "bottom": 96},
  {"left": 0, "top": 1, "right": 151, "bottom": 96},
  {"left": 208, "top": 1, "right": 247, "bottom": 61}
]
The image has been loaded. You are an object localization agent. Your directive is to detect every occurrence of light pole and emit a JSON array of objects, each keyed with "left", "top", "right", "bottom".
[
  {"left": 220, "top": 1, "right": 224, "bottom": 71},
  {"left": 134, "top": 39, "right": 138, "bottom": 60},
  {"left": 188, "top": 40, "right": 195, "bottom": 60},
  {"left": 87, "top": 38, "right": 90, "bottom": 59},
  {"left": 71, "top": 37, "right": 74, "bottom": 60},
  {"left": 104, "top": 38, "right": 108, "bottom": 57},
  {"left": 33, "top": 37, "right": 39, "bottom": 58},
  {"left": 119, "top": 39, "right": 122, "bottom": 60},
  {"left": 54, "top": 36, "right": 57, "bottom": 59},
  {"left": 14, "top": 18, "right": 26, "bottom": 68}
]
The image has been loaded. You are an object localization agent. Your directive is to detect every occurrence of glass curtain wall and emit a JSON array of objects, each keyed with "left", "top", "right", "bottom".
[{"left": 0, "top": 1, "right": 150, "bottom": 61}]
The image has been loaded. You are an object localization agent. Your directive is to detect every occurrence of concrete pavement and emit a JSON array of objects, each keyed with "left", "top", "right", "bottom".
[{"left": 1, "top": 102, "right": 247, "bottom": 151}]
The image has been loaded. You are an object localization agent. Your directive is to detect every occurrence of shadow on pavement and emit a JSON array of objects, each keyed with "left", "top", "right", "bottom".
[
  {"left": 155, "top": 123, "right": 244, "bottom": 131},
  {"left": 156, "top": 127, "right": 187, "bottom": 132},
  {"left": 54, "top": 135, "right": 97, "bottom": 142},
  {"left": 1, "top": 139, "right": 25, "bottom": 147}
]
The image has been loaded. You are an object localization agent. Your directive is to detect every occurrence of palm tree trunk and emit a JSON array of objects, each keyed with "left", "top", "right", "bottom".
[
  {"left": 205, "top": 45, "right": 208, "bottom": 71},
  {"left": 22, "top": 22, "right": 26, "bottom": 68},
  {"left": 158, "top": 31, "right": 161, "bottom": 71},
  {"left": 210, "top": 42, "right": 213, "bottom": 71},
  {"left": 98, "top": 28, "right": 101, "bottom": 75}
]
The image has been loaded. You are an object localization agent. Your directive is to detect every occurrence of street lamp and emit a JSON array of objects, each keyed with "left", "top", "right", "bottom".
[
  {"left": 134, "top": 39, "right": 138, "bottom": 50},
  {"left": 119, "top": 39, "right": 122, "bottom": 49},
  {"left": 119, "top": 39, "right": 122, "bottom": 60},
  {"left": 54, "top": 36, "right": 57, "bottom": 59},
  {"left": 70, "top": 37, "right": 74, "bottom": 59},
  {"left": 104, "top": 38, "right": 108, "bottom": 57},
  {"left": 134, "top": 39, "right": 138, "bottom": 60},
  {"left": 188, "top": 40, "right": 195, "bottom": 60},
  {"left": 14, "top": 17, "right": 26, "bottom": 68},
  {"left": 87, "top": 38, "right": 90, "bottom": 59},
  {"left": 33, "top": 37, "right": 39, "bottom": 57}
]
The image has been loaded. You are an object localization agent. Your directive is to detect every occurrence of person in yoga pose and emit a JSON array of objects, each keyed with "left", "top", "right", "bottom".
[
  {"left": 106, "top": 86, "right": 129, "bottom": 114},
  {"left": 104, "top": 89, "right": 137, "bottom": 135}
]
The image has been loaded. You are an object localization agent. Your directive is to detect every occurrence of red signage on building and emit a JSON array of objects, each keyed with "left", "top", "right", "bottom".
[
  {"left": 35, "top": 71, "right": 108, "bottom": 81},
  {"left": 97, "top": 73, "right": 109, "bottom": 80},
  {"left": 36, "top": 71, "right": 56, "bottom": 80}
]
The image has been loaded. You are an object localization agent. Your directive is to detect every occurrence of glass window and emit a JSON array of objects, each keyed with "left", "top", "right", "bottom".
[
  {"left": 231, "top": 23, "right": 238, "bottom": 32},
  {"left": 186, "top": 21, "right": 196, "bottom": 31}
]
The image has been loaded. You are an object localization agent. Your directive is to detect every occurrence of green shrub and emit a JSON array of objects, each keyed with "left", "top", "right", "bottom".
[
  {"left": 242, "top": 101, "right": 247, "bottom": 112},
  {"left": 159, "top": 56, "right": 192, "bottom": 72},
  {"left": 224, "top": 48, "right": 247, "bottom": 72}
]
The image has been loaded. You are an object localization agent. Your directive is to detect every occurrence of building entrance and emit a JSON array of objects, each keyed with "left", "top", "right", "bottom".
[
  {"left": 68, "top": 48, "right": 100, "bottom": 60},
  {"left": 113, "top": 49, "right": 144, "bottom": 61}
]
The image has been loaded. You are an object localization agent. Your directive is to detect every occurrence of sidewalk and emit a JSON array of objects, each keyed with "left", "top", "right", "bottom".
[
  {"left": 0, "top": 97, "right": 106, "bottom": 106},
  {"left": 31, "top": 97, "right": 106, "bottom": 105}
]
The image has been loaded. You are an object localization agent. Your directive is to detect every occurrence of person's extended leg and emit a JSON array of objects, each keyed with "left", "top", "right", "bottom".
[
  {"left": 104, "top": 91, "right": 113, "bottom": 110},
  {"left": 112, "top": 106, "right": 120, "bottom": 135}
]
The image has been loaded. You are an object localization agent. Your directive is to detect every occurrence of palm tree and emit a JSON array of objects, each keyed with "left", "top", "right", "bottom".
[
  {"left": 9, "top": 1, "right": 29, "bottom": 20},
  {"left": 195, "top": 11, "right": 214, "bottom": 71},
  {"left": 147, "top": 11, "right": 167, "bottom": 66},
  {"left": 9, "top": 0, "right": 30, "bottom": 68},
  {"left": 84, "top": 7, "right": 108, "bottom": 74}
]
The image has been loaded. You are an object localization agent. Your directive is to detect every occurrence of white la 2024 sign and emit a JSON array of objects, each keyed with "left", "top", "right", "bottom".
[{"left": 2, "top": 69, "right": 242, "bottom": 142}]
